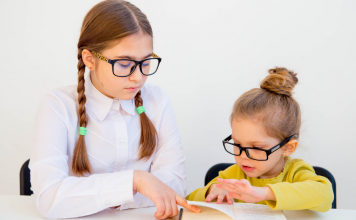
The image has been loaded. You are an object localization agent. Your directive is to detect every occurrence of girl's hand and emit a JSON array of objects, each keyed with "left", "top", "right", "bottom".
[
  {"left": 133, "top": 170, "right": 201, "bottom": 219},
  {"left": 216, "top": 178, "right": 276, "bottom": 203},
  {"left": 205, "top": 184, "right": 234, "bottom": 204}
]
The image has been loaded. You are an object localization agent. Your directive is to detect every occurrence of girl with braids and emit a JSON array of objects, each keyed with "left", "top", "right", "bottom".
[
  {"left": 29, "top": 0, "right": 200, "bottom": 219},
  {"left": 187, "top": 67, "right": 334, "bottom": 212}
]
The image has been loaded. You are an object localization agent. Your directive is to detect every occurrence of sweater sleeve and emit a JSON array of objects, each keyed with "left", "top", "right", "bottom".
[
  {"left": 265, "top": 161, "right": 334, "bottom": 212},
  {"left": 186, "top": 165, "right": 239, "bottom": 201}
]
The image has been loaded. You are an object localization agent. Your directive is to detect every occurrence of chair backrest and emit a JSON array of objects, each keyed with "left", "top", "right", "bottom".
[
  {"left": 313, "top": 166, "right": 337, "bottom": 209},
  {"left": 20, "top": 159, "right": 33, "bottom": 196},
  {"left": 204, "top": 163, "right": 336, "bottom": 209},
  {"left": 205, "top": 163, "right": 232, "bottom": 186}
]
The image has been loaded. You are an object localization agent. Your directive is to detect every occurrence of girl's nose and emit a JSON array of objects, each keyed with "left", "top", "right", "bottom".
[{"left": 128, "top": 65, "right": 143, "bottom": 82}]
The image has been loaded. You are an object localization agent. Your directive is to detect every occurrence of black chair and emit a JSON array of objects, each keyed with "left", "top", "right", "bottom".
[
  {"left": 313, "top": 166, "right": 337, "bottom": 209},
  {"left": 205, "top": 163, "right": 337, "bottom": 209},
  {"left": 20, "top": 159, "right": 33, "bottom": 196}
]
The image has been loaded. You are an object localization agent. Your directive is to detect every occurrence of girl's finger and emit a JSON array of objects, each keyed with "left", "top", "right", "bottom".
[
  {"left": 216, "top": 184, "right": 236, "bottom": 192},
  {"left": 217, "top": 178, "right": 240, "bottom": 185},
  {"left": 226, "top": 194, "right": 234, "bottom": 205},
  {"left": 154, "top": 198, "right": 166, "bottom": 219},
  {"left": 176, "top": 194, "right": 201, "bottom": 213},
  {"left": 217, "top": 179, "right": 243, "bottom": 190},
  {"left": 235, "top": 179, "right": 248, "bottom": 185},
  {"left": 162, "top": 195, "right": 173, "bottom": 219},
  {"left": 217, "top": 193, "right": 225, "bottom": 204},
  {"left": 229, "top": 192, "right": 242, "bottom": 200},
  {"left": 206, "top": 191, "right": 218, "bottom": 202},
  {"left": 170, "top": 197, "right": 178, "bottom": 217}
]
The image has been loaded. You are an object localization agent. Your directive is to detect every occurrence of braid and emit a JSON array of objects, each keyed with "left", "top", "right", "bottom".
[
  {"left": 72, "top": 50, "right": 92, "bottom": 176},
  {"left": 135, "top": 91, "right": 158, "bottom": 160},
  {"left": 134, "top": 90, "right": 143, "bottom": 107},
  {"left": 77, "top": 54, "right": 88, "bottom": 128}
]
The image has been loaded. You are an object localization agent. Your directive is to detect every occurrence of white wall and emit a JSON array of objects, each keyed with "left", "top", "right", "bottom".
[{"left": 1, "top": 0, "right": 355, "bottom": 210}]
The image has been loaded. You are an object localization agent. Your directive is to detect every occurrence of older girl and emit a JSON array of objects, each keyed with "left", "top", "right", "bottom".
[{"left": 29, "top": 0, "right": 200, "bottom": 219}]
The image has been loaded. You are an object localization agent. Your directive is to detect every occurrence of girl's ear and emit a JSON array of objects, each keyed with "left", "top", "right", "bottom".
[
  {"left": 82, "top": 49, "right": 95, "bottom": 69},
  {"left": 283, "top": 140, "right": 298, "bottom": 156}
]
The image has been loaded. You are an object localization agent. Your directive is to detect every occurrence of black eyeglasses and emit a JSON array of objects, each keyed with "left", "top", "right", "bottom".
[
  {"left": 222, "top": 134, "right": 298, "bottom": 161},
  {"left": 91, "top": 51, "right": 162, "bottom": 77}
]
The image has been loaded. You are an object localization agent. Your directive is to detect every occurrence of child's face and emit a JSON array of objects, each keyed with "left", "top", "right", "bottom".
[
  {"left": 231, "top": 117, "right": 291, "bottom": 179},
  {"left": 86, "top": 32, "right": 153, "bottom": 100}
]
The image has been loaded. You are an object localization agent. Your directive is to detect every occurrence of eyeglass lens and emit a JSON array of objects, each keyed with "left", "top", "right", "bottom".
[
  {"left": 113, "top": 59, "right": 159, "bottom": 76},
  {"left": 224, "top": 140, "right": 268, "bottom": 160}
]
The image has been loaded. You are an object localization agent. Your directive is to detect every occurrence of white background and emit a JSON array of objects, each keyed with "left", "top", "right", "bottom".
[{"left": 1, "top": 0, "right": 355, "bottom": 210}]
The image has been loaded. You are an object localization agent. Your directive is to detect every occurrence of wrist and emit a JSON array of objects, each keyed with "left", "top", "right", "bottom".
[
  {"left": 133, "top": 170, "right": 148, "bottom": 193},
  {"left": 264, "top": 186, "right": 276, "bottom": 201}
]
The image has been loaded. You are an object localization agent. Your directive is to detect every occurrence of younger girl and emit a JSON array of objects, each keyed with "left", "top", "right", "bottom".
[{"left": 186, "top": 67, "right": 334, "bottom": 212}]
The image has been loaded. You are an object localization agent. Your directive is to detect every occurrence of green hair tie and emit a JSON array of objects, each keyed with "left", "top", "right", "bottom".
[
  {"left": 79, "top": 127, "right": 87, "bottom": 136},
  {"left": 136, "top": 106, "right": 145, "bottom": 115}
]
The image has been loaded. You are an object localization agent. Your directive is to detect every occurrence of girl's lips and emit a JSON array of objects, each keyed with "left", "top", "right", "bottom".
[
  {"left": 242, "top": 165, "right": 255, "bottom": 172},
  {"left": 126, "top": 87, "right": 138, "bottom": 92}
]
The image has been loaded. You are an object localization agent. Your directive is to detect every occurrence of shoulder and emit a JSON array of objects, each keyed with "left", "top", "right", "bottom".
[
  {"left": 287, "top": 157, "right": 314, "bottom": 172},
  {"left": 37, "top": 85, "right": 78, "bottom": 118},
  {"left": 284, "top": 157, "right": 316, "bottom": 180}
]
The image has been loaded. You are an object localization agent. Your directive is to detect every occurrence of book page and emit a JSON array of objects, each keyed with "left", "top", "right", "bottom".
[
  {"left": 187, "top": 201, "right": 235, "bottom": 219},
  {"left": 233, "top": 203, "right": 287, "bottom": 220},
  {"left": 181, "top": 206, "right": 233, "bottom": 220}
]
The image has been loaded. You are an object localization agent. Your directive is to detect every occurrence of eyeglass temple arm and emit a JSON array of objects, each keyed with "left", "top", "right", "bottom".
[
  {"left": 92, "top": 51, "right": 110, "bottom": 63},
  {"left": 224, "top": 135, "right": 232, "bottom": 142},
  {"left": 152, "top": 52, "right": 160, "bottom": 58},
  {"left": 269, "top": 134, "right": 298, "bottom": 153}
]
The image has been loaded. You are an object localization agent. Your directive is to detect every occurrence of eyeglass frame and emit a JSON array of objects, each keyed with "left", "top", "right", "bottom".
[
  {"left": 222, "top": 134, "right": 298, "bottom": 161},
  {"left": 91, "top": 51, "right": 162, "bottom": 77}
]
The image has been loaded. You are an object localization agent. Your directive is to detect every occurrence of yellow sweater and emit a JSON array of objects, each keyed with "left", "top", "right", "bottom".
[{"left": 186, "top": 157, "right": 334, "bottom": 212}]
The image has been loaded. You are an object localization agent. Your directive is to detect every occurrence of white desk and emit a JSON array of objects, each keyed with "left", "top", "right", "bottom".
[{"left": 0, "top": 195, "right": 355, "bottom": 220}]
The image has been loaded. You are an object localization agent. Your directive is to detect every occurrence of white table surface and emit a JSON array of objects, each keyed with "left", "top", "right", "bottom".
[{"left": 0, "top": 195, "right": 355, "bottom": 220}]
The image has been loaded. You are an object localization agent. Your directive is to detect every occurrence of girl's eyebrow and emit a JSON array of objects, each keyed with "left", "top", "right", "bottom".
[{"left": 114, "top": 53, "right": 153, "bottom": 60}]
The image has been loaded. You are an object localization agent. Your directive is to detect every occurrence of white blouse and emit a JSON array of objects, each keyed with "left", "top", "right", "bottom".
[{"left": 29, "top": 76, "right": 186, "bottom": 219}]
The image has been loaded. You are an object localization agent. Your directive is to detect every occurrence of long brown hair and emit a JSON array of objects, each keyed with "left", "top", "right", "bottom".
[
  {"left": 73, "top": 0, "right": 157, "bottom": 176},
  {"left": 230, "top": 67, "right": 301, "bottom": 142}
]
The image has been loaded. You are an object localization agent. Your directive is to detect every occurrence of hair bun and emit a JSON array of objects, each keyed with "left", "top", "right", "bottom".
[{"left": 260, "top": 67, "right": 298, "bottom": 97}]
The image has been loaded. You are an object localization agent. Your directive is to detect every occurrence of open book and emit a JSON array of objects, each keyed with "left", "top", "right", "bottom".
[{"left": 181, "top": 201, "right": 287, "bottom": 220}]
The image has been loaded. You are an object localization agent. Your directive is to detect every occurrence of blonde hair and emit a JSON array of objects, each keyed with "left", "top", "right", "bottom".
[
  {"left": 230, "top": 67, "right": 301, "bottom": 141},
  {"left": 73, "top": 0, "right": 157, "bottom": 176}
]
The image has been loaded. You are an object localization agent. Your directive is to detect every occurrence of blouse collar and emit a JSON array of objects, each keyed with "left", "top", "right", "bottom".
[{"left": 84, "top": 74, "right": 136, "bottom": 121}]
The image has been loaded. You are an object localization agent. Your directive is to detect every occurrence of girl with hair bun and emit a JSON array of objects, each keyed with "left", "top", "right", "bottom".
[
  {"left": 187, "top": 67, "right": 334, "bottom": 212},
  {"left": 29, "top": 0, "right": 200, "bottom": 219}
]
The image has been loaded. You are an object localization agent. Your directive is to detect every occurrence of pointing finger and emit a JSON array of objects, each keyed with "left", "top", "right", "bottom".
[{"left": 176, "top": 194, "right": 201, "bottom": 213}]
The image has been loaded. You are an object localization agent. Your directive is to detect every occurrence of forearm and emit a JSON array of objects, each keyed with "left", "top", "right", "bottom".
[
  {"left": 31, "top": 160, "right": 134, "bottom": 218},
  {"left": 265, "top": 179, "right": 333, "bottom": 212}
]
